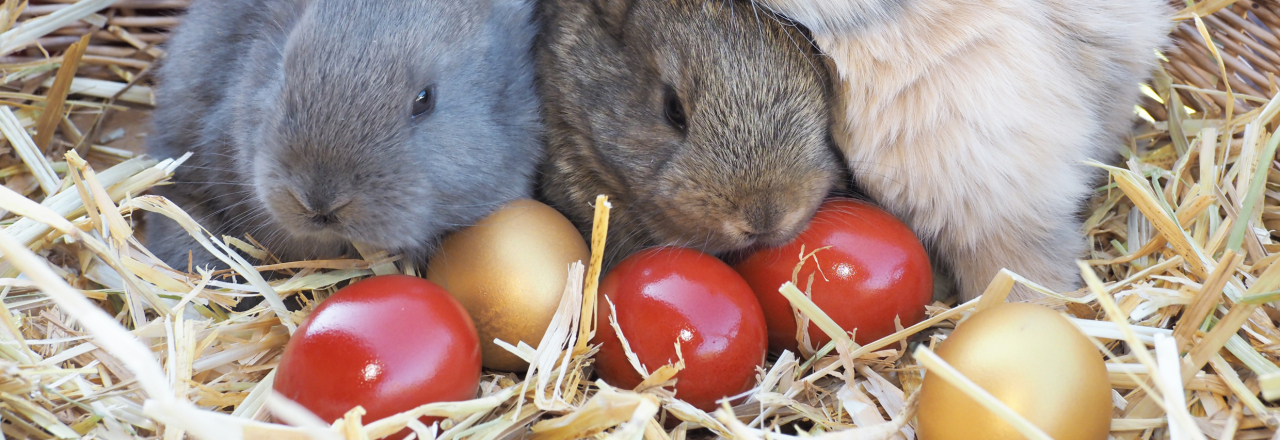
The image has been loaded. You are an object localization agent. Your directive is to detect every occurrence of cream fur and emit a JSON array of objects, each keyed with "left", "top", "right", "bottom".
[{"left": 757, "top": 0, "right": 1172, "bottom": 300}]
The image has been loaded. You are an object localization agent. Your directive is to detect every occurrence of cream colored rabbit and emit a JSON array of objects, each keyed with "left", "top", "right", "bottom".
[{"left": 756, "top": 0, "right": 1172, "bottom": 300}]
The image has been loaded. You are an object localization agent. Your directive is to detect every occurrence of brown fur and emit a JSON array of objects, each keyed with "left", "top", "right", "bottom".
[{"left": 535, "top": 0, "right": 844, "bottom": 269}]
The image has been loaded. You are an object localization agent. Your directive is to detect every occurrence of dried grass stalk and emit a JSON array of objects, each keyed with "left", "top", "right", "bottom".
[{"left": 1, "top": 0, "right": 1280, "bottom": 439}]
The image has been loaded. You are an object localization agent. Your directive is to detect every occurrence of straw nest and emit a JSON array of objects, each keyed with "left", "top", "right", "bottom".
[{"left": 0, "top": 0, "right": 1276, "bottom": 439}]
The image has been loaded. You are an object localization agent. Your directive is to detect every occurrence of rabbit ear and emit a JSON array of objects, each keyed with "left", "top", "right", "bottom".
[
  {"left": 588, "top": 0, "right": 636, "bottom": 39},
  {"left": 751, "top": 0, "right": 905, "bottom": 34}
]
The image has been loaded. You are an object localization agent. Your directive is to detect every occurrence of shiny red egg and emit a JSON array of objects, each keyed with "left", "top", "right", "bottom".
[
  {"left": 274, "top": 275, "right": 481, "bottom": 437},
  {"left": 735, "top": 198, "right": 932, "bottom": 354},
  {"left": 593, "top": 247, "right": 767, "bottom": 412}
]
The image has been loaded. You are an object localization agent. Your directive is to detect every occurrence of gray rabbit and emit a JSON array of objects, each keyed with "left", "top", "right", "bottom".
[
  {"left": 145, "top": 0, "right": 543, "bottom": 270},
  {"left": 536, "top": 0, "right": 846, "bottom": 269}
]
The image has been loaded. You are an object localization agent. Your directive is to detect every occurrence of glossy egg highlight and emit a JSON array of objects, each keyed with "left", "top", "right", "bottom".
[
  {"left": 735, "top": 198, "right": 932, "bottom": 353},
  {"left": 917, "top": 303, "right": 1111, "bottom": 440},
  {"left": 592, "top": 247, "right": 767, "bottom": 411},
  {"left": 427, "top": 199, "right": 590, "bottom": 371},
  {"left": 274, "top": 275, "right": 481, "bottom": 438}
]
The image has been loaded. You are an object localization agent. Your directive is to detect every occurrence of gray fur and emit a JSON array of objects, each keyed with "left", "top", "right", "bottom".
[
  {"left": 535, "top": 0, "right": 845, "bottom": 269},
  {"left": 145, "top": 0, "right": 543, "bottom": 270}
]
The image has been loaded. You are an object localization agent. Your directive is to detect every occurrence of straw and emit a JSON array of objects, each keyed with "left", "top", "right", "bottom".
[{"left": 1, "top": 0, "right": 1280, "bottom": 438}]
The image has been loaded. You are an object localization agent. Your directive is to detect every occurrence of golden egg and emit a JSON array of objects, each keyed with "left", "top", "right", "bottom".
[
  {"left": 917, "top": 303, "right": 1111, "bottom": 440},
  {"left": 426, "top": 199, "right": 589, "bottom": 372}
]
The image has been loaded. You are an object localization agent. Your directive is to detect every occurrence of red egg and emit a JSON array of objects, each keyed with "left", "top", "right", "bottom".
[
  {"left": 593, "top": 247, "right": 767, "bottom": 412},
  {"left": 735, "top": 198, "right": 932, "bottom": 354},
  {"left": 274, "top": 275, "right": 481, "bottom": 438}
]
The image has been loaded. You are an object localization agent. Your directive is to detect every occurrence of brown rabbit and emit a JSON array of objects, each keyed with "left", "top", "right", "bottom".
[
  {"left": 536, "top": 0, "right": 846, "bottom": 269},
  {"left": 758, "top": 0, "right": 1173, "bottom": 300}
]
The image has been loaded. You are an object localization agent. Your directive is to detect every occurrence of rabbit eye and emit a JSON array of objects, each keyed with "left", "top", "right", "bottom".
[
  {"left": 412, "top": 85, "right": 436, "bottom": 119},
  {"left": 663, "top": 86, "right": 687, "bottom": 133}
]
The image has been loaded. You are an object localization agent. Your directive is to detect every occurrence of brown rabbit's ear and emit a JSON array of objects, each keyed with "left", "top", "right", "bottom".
[{"left": 589, "top": 0, "right": 635, "bottom": 39}]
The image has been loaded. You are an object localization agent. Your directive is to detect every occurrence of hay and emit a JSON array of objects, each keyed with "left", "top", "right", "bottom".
[{"left": 0, "top": 0, "right": 1278, "bottom": 438}]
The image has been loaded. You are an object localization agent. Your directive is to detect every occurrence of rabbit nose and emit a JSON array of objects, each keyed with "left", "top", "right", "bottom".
[
  {"left": 289, "top": 188, "right": 351, "bottom": 218},
  {"left": 724, "top": 222, "right": 782, "bottom": 245},
  {"left": 729, "top": 205, "right": 809, "bottom": 242}
]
